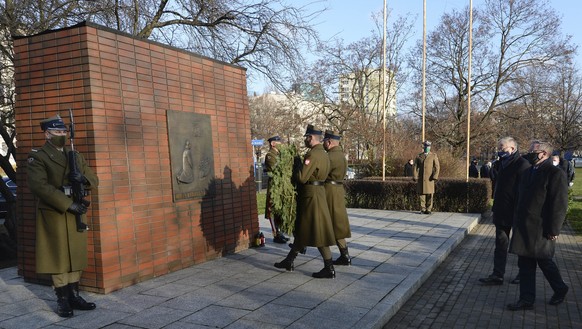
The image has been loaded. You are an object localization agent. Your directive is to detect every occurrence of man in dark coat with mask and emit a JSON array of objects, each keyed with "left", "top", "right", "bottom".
[
  {"left": 479, "top": 137, "right": 530, "bottom": 285},
  {"left": 507, "top": 140, "right": 569, "bottom": 311},
  {"left": 27, "top": 115, "right": 99, "bottom": 318}
]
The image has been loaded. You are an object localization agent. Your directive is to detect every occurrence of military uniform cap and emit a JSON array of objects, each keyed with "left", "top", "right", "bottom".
[
  {"left": 324, "top": 130, "right": 341, "bottom": 141},
  {"left": 40, "top": 115, "right": 67, "bottom": 131},
  {"left": 304, "top": 124, "right": 323, "bottom": 136},
  {"left": 423, "top": 140, "right": 432, "bottom": 146},
  {"left": 267, "top": 135, "right": 281, "bottom": 142}
]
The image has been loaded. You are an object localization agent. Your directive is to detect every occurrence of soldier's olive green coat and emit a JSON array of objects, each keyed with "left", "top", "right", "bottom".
[
  {"left": 27, "top": 143, "right": 99, "bottom": 274},
  {"left": 413, "top": 152, "right": 440, "bottom": 194},
  {"left": 294, "top": 144, "right": 335, "bottom": 247},
  {"left": 324, "top": 146, "right": 351, "bottom": 240}
]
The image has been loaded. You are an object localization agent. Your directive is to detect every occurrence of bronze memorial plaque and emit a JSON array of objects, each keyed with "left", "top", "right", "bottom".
[{"left": 167, "top": 111, "right": 215, "bottom": 201}]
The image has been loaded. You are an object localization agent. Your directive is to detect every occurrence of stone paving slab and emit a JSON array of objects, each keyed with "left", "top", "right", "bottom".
[
  {"left": 0, "top": 209, "right": 479, "bottom": 329},
  {"left": 384, "top": 214, "right": 582, "bottom": 329}
]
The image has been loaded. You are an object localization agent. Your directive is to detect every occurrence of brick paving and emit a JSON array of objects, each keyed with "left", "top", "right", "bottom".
[{"left": 384, "top": 213, "right": 582, "bottom": 329}]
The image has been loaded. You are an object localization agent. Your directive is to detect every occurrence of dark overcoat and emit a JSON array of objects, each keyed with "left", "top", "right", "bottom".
[
  {"left": 491, "top": 152, "right": 530, "bottom": 227},
  {"left": 413, "top": 152, "right": 440, "bottom": 194},
  {"left": 27, "top": 142, "right": 99, "bottom": 274},
  {"left": 294, "top": 144, "right": 335, "bottom": 247},
  {"left": 324, "top": 146, "right": 351, "bottom": 240},
  {"left": 264, "top": 147, "right": 279, "bottom": 220},
  {"left": 509, "top": 160, "right": 568, "bottom": 259}
]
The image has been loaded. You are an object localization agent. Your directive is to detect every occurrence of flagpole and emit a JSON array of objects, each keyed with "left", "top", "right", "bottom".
[
  {"left": 382, "top": 0, "right": 387, "bottom": 181},
  {"left": 421, "top": 0, "right": 426, "bottom": 142},
  {"left": 465, "top": 0, "right": 473, "bottom": 182}
]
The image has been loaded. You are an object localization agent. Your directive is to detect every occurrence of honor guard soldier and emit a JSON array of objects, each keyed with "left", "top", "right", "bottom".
[
  {"left": 264, "top": 135, "right": 289, "bottom": 243},
  {"left": 322, "top": 130, "right": 352, "bottom": 266},
  {"left": 274, "top": 124, "right": 337, "bottom": 278},
  {"left": 413, "top": 140, "right": 440, "bottom": 214},
  {"left": 26, "top": 115, "right": 99, "bottom": 317}
]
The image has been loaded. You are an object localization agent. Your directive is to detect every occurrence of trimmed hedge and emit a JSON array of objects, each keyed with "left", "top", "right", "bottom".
[{"left": 345, "top": 177, "right": 491, "bottom": 213}]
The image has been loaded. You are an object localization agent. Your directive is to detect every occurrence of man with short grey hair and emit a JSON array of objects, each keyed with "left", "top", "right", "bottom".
[
  {"left": 479, "top": 137, "right": 529, "bottom": 285},
  {"left": 507, "top": 140, "right": 569, "bottom": 310}
]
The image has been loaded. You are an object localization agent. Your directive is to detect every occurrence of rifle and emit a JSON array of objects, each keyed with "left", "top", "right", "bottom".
[{"left": 68, "top": 109, "right": 90, "bottom": 232}]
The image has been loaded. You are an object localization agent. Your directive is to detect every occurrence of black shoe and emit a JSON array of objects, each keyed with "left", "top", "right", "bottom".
[
  {"left": 273, "top": 235, "right": 287, "bottom": 244},
  {"left": 478, "top": 275, "right": 503, "bottom": 285},
  {"left": 549, "top": 287, "right": 568, "bottom": 305},
  {"left": 510, "top": 276, "right": 520, "bottom": 284},
  {"left": 423, "top": 210, "right": 432, "bottom": 214},
  {"left": 507, "top": 300, "right": 534, "bottom": 311}
]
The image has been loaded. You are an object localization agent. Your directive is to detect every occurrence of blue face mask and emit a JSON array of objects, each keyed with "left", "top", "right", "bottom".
[{"left": 497, "top": 151, "right": 510, "bottom": 159}]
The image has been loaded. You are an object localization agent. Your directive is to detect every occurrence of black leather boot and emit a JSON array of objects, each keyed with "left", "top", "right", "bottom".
[
  {"left": 274, "top": 250, "right": 298, "bottom": 271},
  {"left": 54, "top": 286, "right": 74, "bottom": 318},
  {"left": 333, "top": 247, "right": 351, "bottom": 266},
  {"left": 288, "top": 243, "right": 306, "bottom": 254},
  {"left": 312, "top": 259, "right": 335, "bottom": 279},
  {"left": 68, "top": 282, "right": 96, "bottom": 310}
]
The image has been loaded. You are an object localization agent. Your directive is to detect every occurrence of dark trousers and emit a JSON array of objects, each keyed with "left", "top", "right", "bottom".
[
  {"left": 518, "top": 256, "right": 568, "bottom": 303},
  {"left": 492, "top": 225, "right": 511, "bottom": 277}
]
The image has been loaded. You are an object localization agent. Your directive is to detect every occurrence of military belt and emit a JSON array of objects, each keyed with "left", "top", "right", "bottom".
[
  {"left": 305, "top": 180, "right": 325, "bottom": 186},
  {"left": 325, "top": 180, "right": 344, "bottom": 185}
]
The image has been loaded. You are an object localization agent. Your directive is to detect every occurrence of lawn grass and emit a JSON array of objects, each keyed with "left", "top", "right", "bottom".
[
  {"left": 257, "top": 191, "right": 266, "bottom": 215},
  {"left": 567, "top": 167, "right": 582, "bottom": 234}
]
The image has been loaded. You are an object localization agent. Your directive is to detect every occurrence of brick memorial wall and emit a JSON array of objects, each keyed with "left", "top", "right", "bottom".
[{"left": 13, "top": 22, "right": 258, "bottom": 293}]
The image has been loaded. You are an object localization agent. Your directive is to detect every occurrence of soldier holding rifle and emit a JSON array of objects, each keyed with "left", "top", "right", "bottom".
[{"left": 26, "top": 113, "right": 99, "bottom": 318}]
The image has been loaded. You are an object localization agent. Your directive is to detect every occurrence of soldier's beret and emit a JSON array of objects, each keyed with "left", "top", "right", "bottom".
[
  {"left": 40, "top": 115, "right": 67, "bottom": 131},
  {"left": 324, "top": 130, "right": 341, "bottom": 141},
  {"left": 267, "top": 135, "right": 281, "bottom": 143},
  {"left": 303, "top": 124, "right": 323, "bottom": 136}
]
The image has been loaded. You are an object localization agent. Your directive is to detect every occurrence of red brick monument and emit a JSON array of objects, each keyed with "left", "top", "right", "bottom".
[{"left": 13, "top": 22, "right": 259, "bottom": 293}]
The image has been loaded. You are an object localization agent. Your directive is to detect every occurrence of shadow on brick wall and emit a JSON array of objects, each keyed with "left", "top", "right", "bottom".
[{"left": 200, "top": 166, "right": 256, "bottom": 257}]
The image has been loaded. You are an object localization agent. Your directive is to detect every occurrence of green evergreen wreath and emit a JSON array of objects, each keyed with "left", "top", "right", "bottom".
[{"left": 268, "top": 144, "right": 298, "bottom": 235}]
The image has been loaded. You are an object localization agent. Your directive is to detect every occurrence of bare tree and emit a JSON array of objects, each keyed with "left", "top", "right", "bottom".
[
  {"left": 505, "top": 63, "right": 582, "bottom": 152},
  {"left": 0, "top": 0, "right": 324, "bottom": 240},
  {"left": 407, "top": 0, "right": 575, "bottom": 156},
  {"left": 83, "top": 0, "right": 323, "bottom": 90},
  {"left": 292, "top": 11, "right": 415, "bottom": 164}
]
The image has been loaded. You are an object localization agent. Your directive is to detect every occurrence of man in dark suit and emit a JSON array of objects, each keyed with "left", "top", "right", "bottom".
[
  {"left": 274, "top": 124, "right": 336, "bottom": 278},
  {"left": 469, "top": 159, "right": 479, "bottom": 178},
  {"left": 507, "top": 140, "right": 569, "bottom": 310},
  {"left": 404, "top": 159, "right": 414, "bottom": 177},
  {"left": 479, "top": 137, "right": 530, "bottom": 286},
  {"left": 480, "top": 161, "right": 492, "bottom": 179}
]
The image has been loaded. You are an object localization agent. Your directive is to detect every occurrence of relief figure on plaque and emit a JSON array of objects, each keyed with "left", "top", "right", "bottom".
[{"left": 177, "top": 140, "right": 195, "bottom": 184}]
